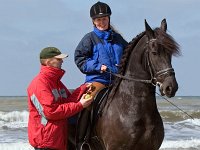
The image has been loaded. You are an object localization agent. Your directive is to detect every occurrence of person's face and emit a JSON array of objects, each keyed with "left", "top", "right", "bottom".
[
  {"left": 93, "top": 16, "right": 109, "bottom": 31},
  {"left": 46, "top": 57, "right": 64, "bottom": 69}
]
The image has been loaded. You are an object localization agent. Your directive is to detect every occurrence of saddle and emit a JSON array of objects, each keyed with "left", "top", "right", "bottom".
[{"left": 75, "top": 87, "right": 109, "bottom": 150}]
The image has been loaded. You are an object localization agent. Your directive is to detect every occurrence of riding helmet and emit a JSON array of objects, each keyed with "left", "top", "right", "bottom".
[{"left": 90, "top": 1, "right": 112, "bottom": 19}]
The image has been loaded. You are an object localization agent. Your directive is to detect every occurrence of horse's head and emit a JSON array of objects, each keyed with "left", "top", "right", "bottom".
[{"left": 144, "top": 19, "right": 180, "bottom": 98}]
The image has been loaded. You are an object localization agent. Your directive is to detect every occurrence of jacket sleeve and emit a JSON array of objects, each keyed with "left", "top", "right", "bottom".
[
  {"left": 66, "top": 84, "right": 88, "bottom": 103},
  {"left": 74, "top": 33, "right": 102, "bottom": 74},
  {"left": 34, "top": 80, "right": 84, "bottom": 121}
]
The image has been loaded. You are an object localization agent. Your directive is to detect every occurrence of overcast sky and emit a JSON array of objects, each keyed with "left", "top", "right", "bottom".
[{"left": 0, "top": 0, "right": 199, "bottom": 96}]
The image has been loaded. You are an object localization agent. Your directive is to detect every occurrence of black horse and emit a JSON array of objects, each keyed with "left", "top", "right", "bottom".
[{"left": 69, "top": 19, "right": 180, "bottom": 150}]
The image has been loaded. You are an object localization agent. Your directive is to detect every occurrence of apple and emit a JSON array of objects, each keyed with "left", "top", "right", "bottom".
[{"left": 85, "top": 94, "right": 92, "bottom": 100}]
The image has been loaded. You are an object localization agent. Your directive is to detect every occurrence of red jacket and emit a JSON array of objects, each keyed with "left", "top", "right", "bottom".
[{"left": 27, "top": 65, "right": 86, "bottom": 150}]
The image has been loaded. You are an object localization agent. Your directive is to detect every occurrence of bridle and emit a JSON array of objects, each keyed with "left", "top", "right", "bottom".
[
  {"left": 106, "top": 38, "right": 175, "bottom": 86},
  {"left": 105, "top": 35, "right": 194, "bottom": 120},
  {"left": 145, "top": 38, "right": 175, "bottom": 86}
]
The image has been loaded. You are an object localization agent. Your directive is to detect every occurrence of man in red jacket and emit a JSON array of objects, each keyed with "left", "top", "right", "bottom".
[{"left": 27, "top": 47, "right": 93, "bottom": 150}]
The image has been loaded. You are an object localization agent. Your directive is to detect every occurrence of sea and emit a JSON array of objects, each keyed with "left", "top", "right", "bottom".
[{"left": 0, "top": 96, "right": 200, "bottom": 150}]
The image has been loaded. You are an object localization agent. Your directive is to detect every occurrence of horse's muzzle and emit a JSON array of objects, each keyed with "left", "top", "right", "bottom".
[{"left": 158, "top": 76, "right": 178, "bottom": 98}]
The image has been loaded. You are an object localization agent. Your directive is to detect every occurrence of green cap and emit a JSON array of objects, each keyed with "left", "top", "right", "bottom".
[{"left": 40, "top": 47, "right": 68, "bottom": 59}]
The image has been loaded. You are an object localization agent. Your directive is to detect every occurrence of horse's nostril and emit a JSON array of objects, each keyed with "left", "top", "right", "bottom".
[
  {"left": 166, "top": 86, "right": 172, "bottom": 92},
  {"left": 164, "top": 86, "right": 174, "bottom": 97}
]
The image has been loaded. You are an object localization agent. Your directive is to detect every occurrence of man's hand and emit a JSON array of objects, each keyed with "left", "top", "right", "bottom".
[{"left": 79, "top": 94, "right": 93, "bottom": 108}]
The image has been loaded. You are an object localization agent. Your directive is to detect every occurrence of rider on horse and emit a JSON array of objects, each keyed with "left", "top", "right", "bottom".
[{"left": 74, "top": 1, "right": 128, "bottom": 149}]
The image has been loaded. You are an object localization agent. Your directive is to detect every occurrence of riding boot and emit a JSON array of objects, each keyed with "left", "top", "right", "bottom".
[{"left": 76, "top": 108, "right": 91, "bottom": 150}]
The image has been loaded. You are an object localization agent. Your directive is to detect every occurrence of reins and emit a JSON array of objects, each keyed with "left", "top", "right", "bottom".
[
  {"left": 106, "top": 70, "right": 152, "bottom": 84},
  {"left": 106, "top": 37, "right": 175, "bottom": 86},
  {"left": 106, "top": 70, "right": 194, "bottom": 120},
  {"left": 104, "top": 36, "right": 193, "bottom": 120},
  {"left": 156, "top": 92, "right": 194, "bottom": 120}
]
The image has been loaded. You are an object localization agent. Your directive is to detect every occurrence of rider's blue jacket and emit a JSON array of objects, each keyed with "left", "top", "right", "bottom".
[{"left": 74, "top": 27, "right": 128, "bottom": 85}]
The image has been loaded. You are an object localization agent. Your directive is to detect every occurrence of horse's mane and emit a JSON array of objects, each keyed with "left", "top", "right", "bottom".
[
  {"left": 107, "top": 31, "right": 146, "bottom": 101},
  {"left": 118, "top": 31, "right": 146, "bottom": 75},
  {"left": 154, "top": 28, "right": 180, "bottom": 56},
  {"left": 108, "top": 28, "right": 180, "bottom": 101}
]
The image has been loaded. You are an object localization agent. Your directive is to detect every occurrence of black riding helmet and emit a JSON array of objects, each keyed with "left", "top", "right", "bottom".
[{"left": 90, "top": 1, "right": 112, "bottom": 19}]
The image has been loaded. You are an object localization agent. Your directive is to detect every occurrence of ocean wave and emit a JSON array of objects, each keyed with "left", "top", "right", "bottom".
[
  {"left": 160, "top": 138, "right": 200, "bottom": 149},
  {"left": 0, "top": 142, "right": 34, "bottom": 150},
  {"left": 164, "top": 118, "right": 200, "bottom": 142},
  {"left": 0, "top": 110, "right": 199, "bottom": 128},
  {"left": 176, "top": 118, "right": 200, "bottom": 126},
  {"left": 0, "top": 111, "right": 28, "bottom": 128},
  {"left": 160, "top": 110, "right": 200, "bottom": 122}
]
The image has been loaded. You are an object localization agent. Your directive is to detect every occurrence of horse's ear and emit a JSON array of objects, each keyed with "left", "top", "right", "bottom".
[
  {"left": 145, "top": 19, "right": 154, "bottom": 38},
  {"left": 161, "top": 18, "right": 167, "bottom": 32}
]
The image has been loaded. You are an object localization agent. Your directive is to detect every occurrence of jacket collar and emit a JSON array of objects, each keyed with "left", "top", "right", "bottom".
[
  {"left": 40, "top": 65, "right": 65, "bottom": 81},
  {"left": 93, "top": 27, "right": 113, "bottom": 40}
]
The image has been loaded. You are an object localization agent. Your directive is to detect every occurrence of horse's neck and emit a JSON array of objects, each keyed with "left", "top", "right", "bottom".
[
  {"left": 119, "top": 35, "right": 156, "bottom": 98},
  {"left": 125, "top": 35, "right": 150, "bottom": 79},
  {"left": 107, "top": 35, "right": 155, "bottom": 106}
]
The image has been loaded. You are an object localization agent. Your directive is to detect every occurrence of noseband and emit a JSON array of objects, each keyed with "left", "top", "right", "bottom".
[{"left": 108, "top": 38, "right": 174, "bottom": 86}]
